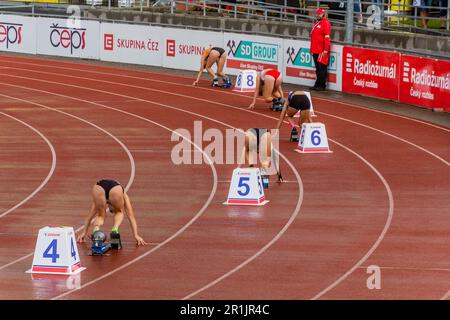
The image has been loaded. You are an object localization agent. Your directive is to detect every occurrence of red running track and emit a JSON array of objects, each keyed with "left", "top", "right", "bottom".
[{"left": 0, "top": 54, "right": 449, "bottom": 300}]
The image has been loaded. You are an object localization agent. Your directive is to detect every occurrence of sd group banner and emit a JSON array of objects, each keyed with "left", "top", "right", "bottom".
[
  {"left": 283, "top": 39, "right": 343, "bottom": 91},
  {"left": 399, "top": 55, "right": 450, "bottom": 111},
  {"left": 342, "top": 47, "right": 400, "bottom": 101},
  {"left": 162, "top": 28, "right": 223, "bottom": 72},
  {"left": 0, "top": 15, "right": 36, "bottom": 54},
  {"left": 36, "top": 17, "right": 100, "bottom": 59},
  {"left": 223, "top": 33, "right": 282, "bottom": 76},
  {"left": 100, "top": 23, "right": 162, "bottom": 66}
]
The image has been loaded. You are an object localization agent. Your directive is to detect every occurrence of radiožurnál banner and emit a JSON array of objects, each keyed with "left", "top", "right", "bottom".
[
  {"left": 399, "top": 55, "right": 450, "bottom": 111},
  {"left": 342, "top": 47, "right": 400, "bottom": 101}
]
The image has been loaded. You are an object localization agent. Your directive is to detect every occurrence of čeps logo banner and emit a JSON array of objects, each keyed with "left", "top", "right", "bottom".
[
  {"left": 283, "top": 39, "right": 343, "bottom": 91},
  {"left": 162, "top": 28, "right": 223, "bottom": 72},
  {"left": 342, "top": 47, "right": 400, "bottom": 101},
  {"left": 0, "top": 15, "right": 36, "bottom": 54},
  {"left": 399, "top": 55, "right": 450, "bottom": 111},
  {"left": 37, "top": 17, "right": 100, "bottom": 59},
  {"left": 224, "top": 33, "right": 282, "bottom": 75},
  {"left": 100, "top": 23, "right": 162, "bottom": 66}
]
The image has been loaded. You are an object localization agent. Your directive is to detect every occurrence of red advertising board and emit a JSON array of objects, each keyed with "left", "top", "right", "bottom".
[
  {"left": 342, "top": 47, "right": 400, "bottom": 101},
  {"left": 399, "top": 55, "right": 450, "bottom": 111}
]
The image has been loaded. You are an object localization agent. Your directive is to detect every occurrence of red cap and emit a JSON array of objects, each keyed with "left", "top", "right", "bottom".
[{"left": 316, "top": 8, "right": 326, "bottom": 15}]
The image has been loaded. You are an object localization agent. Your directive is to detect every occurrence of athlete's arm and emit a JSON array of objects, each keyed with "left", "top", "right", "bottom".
[
  {"left": 124, "top": 193, "right": 147, "bottom": 246},
  {"left": 248, "top": 74, "right": 261, "bottom": 109},
  {"left": 76, "top": 204, "right": 97, "bottom": 242},
  {"left": 193, "top": 55, "right": 207, "bottom": 85}
]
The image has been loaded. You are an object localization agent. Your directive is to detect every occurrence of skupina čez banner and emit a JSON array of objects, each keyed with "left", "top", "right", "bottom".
[{"left": 223, "top": 33, "right": 282, "bottom": 76}]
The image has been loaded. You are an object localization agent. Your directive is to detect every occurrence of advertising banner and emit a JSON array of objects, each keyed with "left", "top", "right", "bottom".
[
  {"left": 283, "top": 38, "right": 343, "bottom": 91},
  {"left": 342, "top": 47, "right": 400, "bottom": 101},
  {"left": 223, "top": 33, "right": 282, "bottom": 75},
  {"left": 0, "top": 14, "right": 36, "bottom": 54},
  {"left": 399, "top": 55, "right": 450, "bottom": 111},
  {"left": 36, "top": 17, "right": 100, "bottom": 59},
  {"left": 100, "top": 22, "right": 162, "bottom": 66},
  {"left": 162, "top": 28, "right": 223, "bottom": 71}
]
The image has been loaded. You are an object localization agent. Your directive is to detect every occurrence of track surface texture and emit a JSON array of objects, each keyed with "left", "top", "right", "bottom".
[{"left": 0, "top": 53, "right": 449, "bottom": 300}]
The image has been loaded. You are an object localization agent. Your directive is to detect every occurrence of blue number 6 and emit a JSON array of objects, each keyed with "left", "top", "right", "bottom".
[{"left": 311, "top": 130, "right": 321, "bottom": 146}]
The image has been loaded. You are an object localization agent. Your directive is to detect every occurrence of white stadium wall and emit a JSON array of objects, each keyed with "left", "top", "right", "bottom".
[
  {"left": 223, "top": 32, "right": 283, "bottom": 76},
  {"left": 36, "top": 17, "right": 100, "bottom": 59},
  {"left": 0, "top": 14, "right": 37, "bottom": 54},
  {"left": 161, "top": 28, "right": 223, "bottom": 72},
  {"left": 100, "top": 23, "right": 163, "bottom": 66}
]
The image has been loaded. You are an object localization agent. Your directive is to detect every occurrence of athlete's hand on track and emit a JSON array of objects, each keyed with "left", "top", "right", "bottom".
[
  {"left": 193, "top": 80, "right": 199, "bottom": 86},
  {"left": 135, "top": 235, "right": 147, "bottom": 246},
  {"left": 77, "top": 232, "right": 87, "bottom": 243}
]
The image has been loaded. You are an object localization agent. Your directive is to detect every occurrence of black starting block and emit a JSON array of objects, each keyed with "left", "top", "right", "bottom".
[
  {"left": 271, "top": 103, "right": 283, "bottom": 112},
  {"left": 222, "top": 80, "right": 232, "bottom": 88},
  {"left": 211, "top": 81, "right": 232, "bottom": 88},
  {"left": 290, "top": 127, "right": 299, "bottom": 142},
  {"left": 262, "top": 175, "right": 269, "bottom": 189},
  {"left": 110, "top": 231, "right": 122, "bottom": 250},
  {"left": 91, "top": 230, "right": 111, "bottom": 256}
]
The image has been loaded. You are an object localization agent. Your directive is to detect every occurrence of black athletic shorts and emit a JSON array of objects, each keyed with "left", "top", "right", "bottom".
[
  {"left": 96, "top": 179, "right": 124, "bottom": 201},
  {"left": 212, "top": 47, "right": 225, "bottom": 58},
  {"left": 288, "top": 92, "right": 311, "bottom": 111},
  {"left": 248, "top": 128, "right": 269, "bottom": 152}
]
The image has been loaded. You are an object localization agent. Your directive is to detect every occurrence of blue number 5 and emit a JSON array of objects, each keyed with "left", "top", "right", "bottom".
[{"left": 237, "top": 177, "right": 250, "bottom": 196}]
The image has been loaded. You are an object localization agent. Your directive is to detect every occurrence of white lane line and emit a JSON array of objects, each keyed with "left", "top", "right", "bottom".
[
  {"left": 0, "top": 110, "right": 56, "bottom": 219},
  {"left": 0, "top": 79, "right": 303, "bottom": 301},
  {"left": 311, "top": 138, "right": 394, "bottom": 300},
  {"left": 0, "top": 83, "right": 218, "bottom": 300},
  {"left": 1, "top": 58, "right": 448, "bottom": 132},
  {"left": 2, "top": 73, "right": 395, "bottom": 300},
  {"left": 0, "top": 94, "right": 136, "bottom": 271}
]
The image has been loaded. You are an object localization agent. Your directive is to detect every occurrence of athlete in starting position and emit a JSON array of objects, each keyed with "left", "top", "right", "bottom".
[
  {"left": 276, "top": 90, "right": 312, "bottom": 139},
  {"left": 193, "top": 46, "right": 231, "bottom": 87},
  {"left": 76, "top": 179, "right": 147, "bottom": 246},
  {"left": 248, "top": 69, "right": 285, "bottom": 111}
]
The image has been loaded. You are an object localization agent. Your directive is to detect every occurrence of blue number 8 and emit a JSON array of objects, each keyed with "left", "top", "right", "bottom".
[{"left": 247, "top": 75, "right": 254, "bottom": 87}]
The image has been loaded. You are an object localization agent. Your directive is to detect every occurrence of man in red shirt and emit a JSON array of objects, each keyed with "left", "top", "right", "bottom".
[{"left": 310, "top": 8, "right": 331, "bottom": 91}]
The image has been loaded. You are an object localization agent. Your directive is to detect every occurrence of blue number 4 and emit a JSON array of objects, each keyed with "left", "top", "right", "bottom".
[
  {"left": 70, "top": 237, "right": 77, "bottom": 260},
  {"left": 43, "top": 239, "right": 60, "bottom": 263}
]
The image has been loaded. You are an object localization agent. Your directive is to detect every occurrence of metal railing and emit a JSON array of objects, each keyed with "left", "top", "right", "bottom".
[
  {"left": 0, "top": 0, "right": 449, "bottom": 59},
  {"left": 2, "top": 0, "right": 449, "bottom": 35}
]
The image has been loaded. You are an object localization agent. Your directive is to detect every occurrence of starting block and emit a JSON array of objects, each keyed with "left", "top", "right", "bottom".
[
  {"left": 110, "top": 231, "right": 122, "bottom": 250},
  {"left": 233, "top": 70, "right": 257, "bottom": 92},
  {"left": 27, "top": 226, "right": 86, "bottom": 275},
  {"left": 290, "top": 127, "right": 299, "bottom": 142},
  {"left": 91, "top": 230, "right": 111, "bottom": 256},
  {"left": 295, "top": 122, "right": 332, "bottom": 153},
  {"left": 261, "top": 168, "right": 269, "bottom": 189},
  {"left": 224, "top": 167, "right": 269, "bottom": 206}
]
